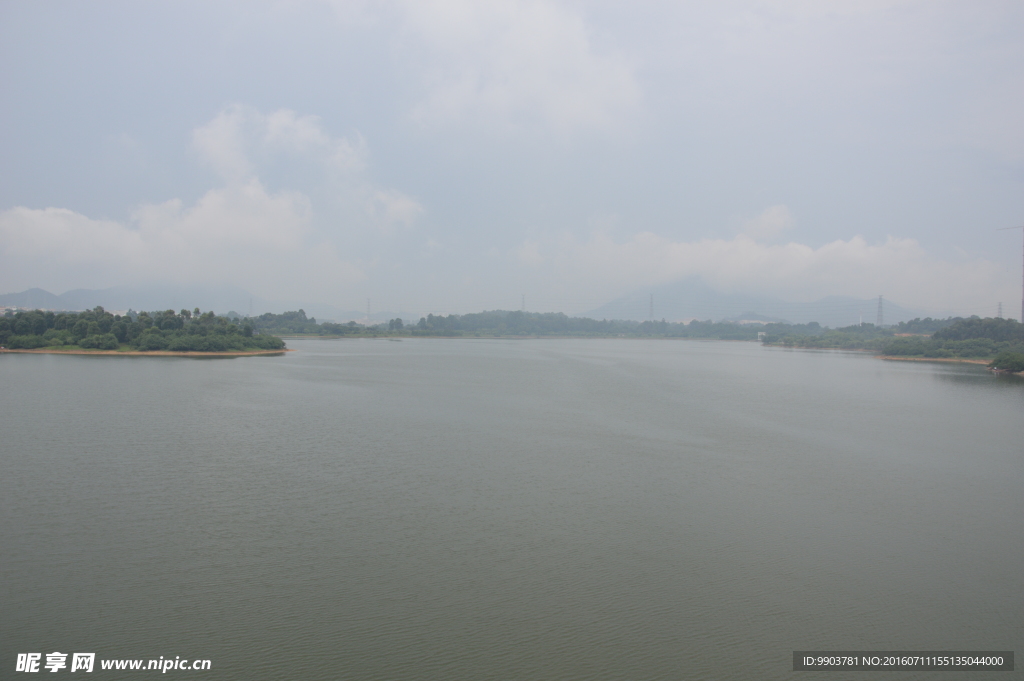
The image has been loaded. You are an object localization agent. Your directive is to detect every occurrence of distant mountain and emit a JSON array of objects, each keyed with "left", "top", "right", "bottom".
[
  {"left": 0, "top": 286, "right": 422, "bottom": 325},
  {"left": 720, "top": 311, "right": 792, "bottom": 324},
  {"left": 0, "top": 288, "right": 66, "bottom": 310},
  {"left": 3, "top": 282, "right": 932, "bottom": 329},
  {"left": 585, "top": 278, "right": 927, "bottom": 328},
  {"left": 0, "top": 285, "right": 260, "bottom": 315}
]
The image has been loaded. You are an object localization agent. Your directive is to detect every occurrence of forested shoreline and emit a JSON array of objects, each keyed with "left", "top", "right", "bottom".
[
  {"left": 765, "top": 316, "right": 1024, "bottom": 359},
  {"left": 250, "top": 308, "right": 817, "bottom": 340},
  {"left": 5, "top": 306, "right": 1022, "bottom": 367},
  {"left": 0, "top": 307, "right": 285, "bottom": 352},
  {"left": 249, "top": 308, "right": 1023, "bottom": 367}
]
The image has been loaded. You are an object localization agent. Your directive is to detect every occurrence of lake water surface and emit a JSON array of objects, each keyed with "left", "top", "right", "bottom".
[{"left": 2, "top": 339, "right": 1022, "bottom": 680}]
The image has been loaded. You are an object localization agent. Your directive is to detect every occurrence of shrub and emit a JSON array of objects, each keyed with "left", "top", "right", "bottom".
[
  {"left": 97, "top": 334, "right": 120, "bottom": 350},
  {"left": 166, "top": 336, "right": 193, "bottom": 352},
  {"left": 42, "top": 329, "right": 71, "bottom": 346},
  {"left": 989, "top": 351, "right": 1024, "bottom": 373},
  {"left": 78, "top": 333, "right": 120, "bottom": 350},
  {"left": 136, "top": 333, "right": 168, "bottom": 351},
  {"left": 7, "top": 335, "right": 48, "bottom": 349}
]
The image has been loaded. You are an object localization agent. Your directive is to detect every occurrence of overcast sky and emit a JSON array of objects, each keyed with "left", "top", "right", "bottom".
[{"left": 2, "top": 0, "right": 1023, "bottom": 318}]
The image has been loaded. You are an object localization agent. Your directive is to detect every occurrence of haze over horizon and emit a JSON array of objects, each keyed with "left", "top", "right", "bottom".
[{"left": 2, "top": 1, "right": 1023, "bottom": 320}]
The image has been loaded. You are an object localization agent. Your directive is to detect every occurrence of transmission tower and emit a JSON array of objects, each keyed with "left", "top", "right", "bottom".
[
  {"left": 998, "top": 302, "right": 1003, "bottom": 318},
  {"left": 876, "top": 295, "right": 883, "bottom": 327},
  {"left": 649, "top": 294, "right": 654, "bottom": 321}
]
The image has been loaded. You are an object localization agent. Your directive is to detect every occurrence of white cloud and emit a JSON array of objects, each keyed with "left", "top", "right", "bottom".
[
  {"left": 742, "top": 204, "right": 793, "bottom": 240},
  {"left": 0, "top": 207, "right": 145, "bottom": 265},
  {"left": 193, "top": 105, "right": 368, "bottom": 180},
  {"left": 394, "top": 0, "right": 642, "bottom": 133},
  {"left": 0, "top": 180, "right": 363, "bottom": 298},
  {"left": 191, "top": 105, "right": 421, "bottom": 234},
  {"left": 512, "top": 229, "right": 1016, "bottom": 314},
  {"left": 191, "top": 107, "right": 254, "bottom": 182},
  {"left": 0, "top": 106, "right": 429, "bottom": 299},
  {"left": 368, "top": 189, "right": 424, "bottom": 233}
]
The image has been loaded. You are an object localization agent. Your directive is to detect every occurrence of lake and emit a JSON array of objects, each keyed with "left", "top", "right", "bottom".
[{"left": 2, "top": 339, "right": 1021, "bottom": 680}]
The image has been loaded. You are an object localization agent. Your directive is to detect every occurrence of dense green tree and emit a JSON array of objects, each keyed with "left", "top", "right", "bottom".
[
  {"left": 989, "top": 351, "right": 1024, "bottom": 372},
  {"left": 0, "top": 307, "right": 284, "bottom": 352},
  {"left": 78, "top": 333, "right": 119, "bottom": 350},
  {"left": 933, "top": 317, "right": 1024, "bottom": 342}
]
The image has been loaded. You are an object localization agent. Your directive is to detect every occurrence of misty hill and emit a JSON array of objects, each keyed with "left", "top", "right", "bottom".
[
  {"left": 720, "top": 311, "right": 792, "bottom": 324},
  {"left": 586, "top": 278, "right": 926, "bottom": 327},
  {"left": 0, "top": 286, "right": 399, "bottom": 323},
  {"left": 2, "top": 284, "right": 939, "bottom": 329},
  {"left": 0, "top": 285, "right": 260, "bottom": 314}
]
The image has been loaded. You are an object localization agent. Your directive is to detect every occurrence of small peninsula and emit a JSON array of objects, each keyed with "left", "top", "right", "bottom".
[
  {"left": 762, "top": 316, "right": 1024, "bottom": 365},
  {"left": 1, "top": 307, "right": 286, "bottom": 355}
]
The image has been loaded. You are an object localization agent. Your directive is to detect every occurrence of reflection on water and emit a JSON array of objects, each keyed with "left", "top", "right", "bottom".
[{"left": 1, "top": 340, "right": 1021, "bottom": 680}]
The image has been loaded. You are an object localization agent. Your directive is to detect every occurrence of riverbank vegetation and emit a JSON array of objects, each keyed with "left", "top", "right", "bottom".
[
  {"left": 989, "top": 351, "right": 1024, "bottom": 372},
  {"left": 7, "top": 305, "right": 1019, "bottom": 362},
  {"left": 764, "top": 316, "right": 1024, "bottom": 359},
  {"left": 407, "top": 311, "right": 788, "bottom": 338},
  {"left": 251, "top": 309, "right": 813, "bottom": 340},
  {"left": 1, "top": 308, "right": 285, "bottom": 352},
  {"left": 187, "top": 308, "right": 1024, "bottom": 361}
]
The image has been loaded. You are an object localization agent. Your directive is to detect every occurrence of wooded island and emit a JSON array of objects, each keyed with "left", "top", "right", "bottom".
[{"left": 0, "top": 307, "right": 285, "bottom": 353}]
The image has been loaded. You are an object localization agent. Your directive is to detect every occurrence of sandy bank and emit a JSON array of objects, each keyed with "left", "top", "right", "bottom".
[
  {"left": 876, "top": 355, "right": 990, "bottom": 365},
  {"left": 0, "top": 348, "right": 293, "bottom": 357}
]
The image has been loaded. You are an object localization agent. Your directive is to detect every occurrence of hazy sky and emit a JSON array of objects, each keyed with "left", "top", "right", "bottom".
[{"left": 2, "top": 0, "right": 1023, "bottom": 317}]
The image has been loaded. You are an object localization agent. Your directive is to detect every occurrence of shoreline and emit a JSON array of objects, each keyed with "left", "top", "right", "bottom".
[
  {"left": 280, "top": 334, "right": 759, "bottom": 341},
  {"left": 875, "top": 355, "right": 990, "bottom": 365},
  {"left": 0, "top": 348, "right": 293, "bottom": 357},
  {"left": 877, "top": 354, "right": 1024, "bottom": 374}
]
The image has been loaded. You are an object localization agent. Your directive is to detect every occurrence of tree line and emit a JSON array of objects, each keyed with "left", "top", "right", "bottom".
[
  {"left": 222, "top": 309, "right": 1024, "bottom": 354},
  {"left": 249, "top": 309, "right": 830, "bottom": 340},
  {"left": 14, "top": 303, "right": 1002, "bottom": 359},
  {"left": 248, "top": 309, "right": 367, "bottom": 336},
  {"left": 1, "top": 307, "right": 285, "bottom": 352},
  {"left": 764, "top": 316, "right": 1024, "bottom": 359}
]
